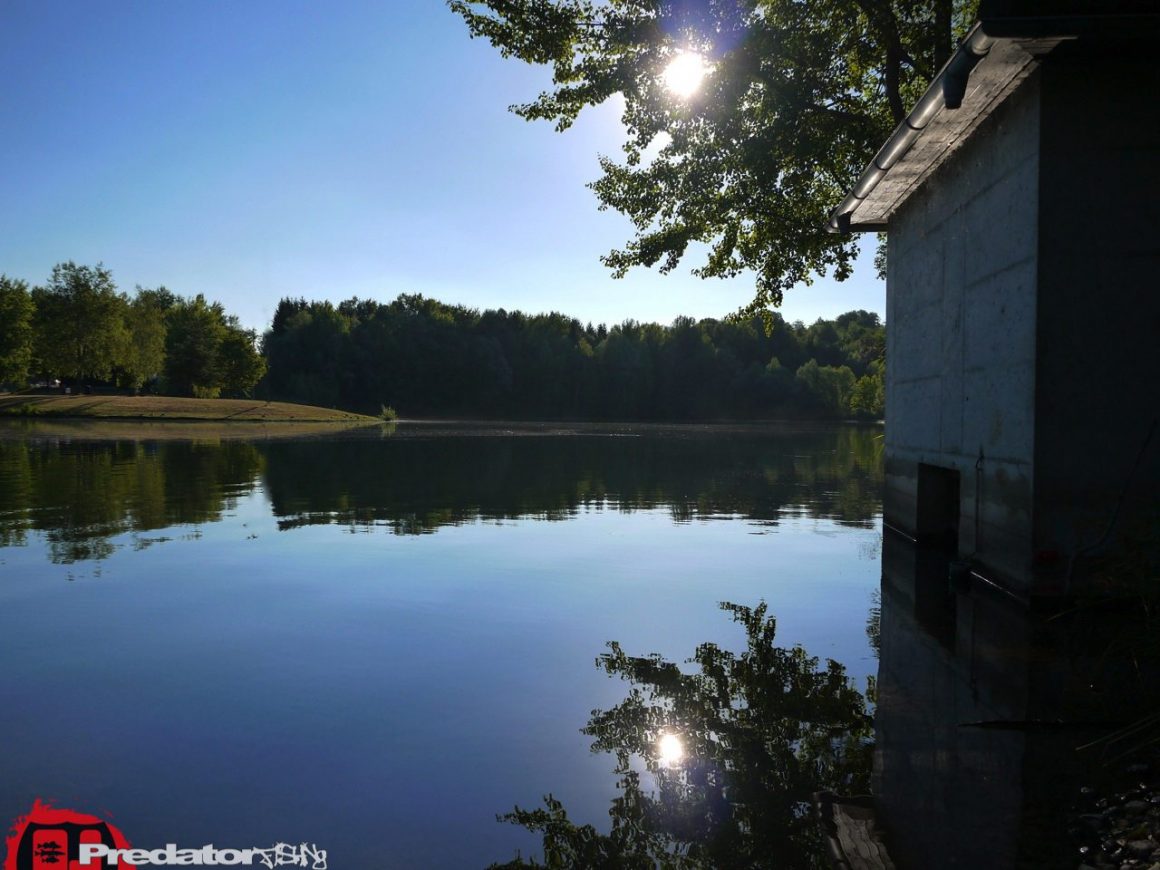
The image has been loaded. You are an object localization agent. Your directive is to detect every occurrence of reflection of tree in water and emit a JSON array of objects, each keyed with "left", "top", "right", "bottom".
[
  {"left": 263, "top": 425, "right": 883, "bottom": 535},
  {"left": 0, "top": 439, "right": 262, "bottom": 563},
  {"left": 490, "top": 603, "right": 874, "bottom": 870}
]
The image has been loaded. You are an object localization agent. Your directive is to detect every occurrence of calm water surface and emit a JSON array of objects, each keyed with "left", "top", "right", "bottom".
[{"left": 0, "top": 421, "right": 883, "bottom": 867}]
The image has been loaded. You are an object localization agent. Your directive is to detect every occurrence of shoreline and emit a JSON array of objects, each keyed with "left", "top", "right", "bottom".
[
  {"left": 0, "top": 395, "right": 885, "bottom": 431},
  {"left": 0, "top": 393, "right": 380, "bottom": 424}
]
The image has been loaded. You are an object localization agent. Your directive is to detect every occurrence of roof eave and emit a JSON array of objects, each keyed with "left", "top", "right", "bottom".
[
  {"left": 826, "top": 24, "right": 995, "bottom": 234},
  {"left": 826, "top": 2, "right": 1160, "bottom": 235}
]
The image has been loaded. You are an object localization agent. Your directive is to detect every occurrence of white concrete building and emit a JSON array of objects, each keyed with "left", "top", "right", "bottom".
[{"left": 830, "top": 2, "right": 1160, "bottom": 596}]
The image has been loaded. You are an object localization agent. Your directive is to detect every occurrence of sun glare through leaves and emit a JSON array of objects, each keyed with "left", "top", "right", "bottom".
[
  {"left": 658, "top": 732, "right": 685, "bottom": 766},
  {"left": 661, "top": 51, "right": 707, "bottom": 98}
]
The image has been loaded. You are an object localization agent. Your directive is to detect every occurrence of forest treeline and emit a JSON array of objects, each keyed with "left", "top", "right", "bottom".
[
  {"left": 264, "top": 295, "right": 884, "bottom": 420},
  {"left": 0, "top": 262, "right": 884, "bottom": 420}
]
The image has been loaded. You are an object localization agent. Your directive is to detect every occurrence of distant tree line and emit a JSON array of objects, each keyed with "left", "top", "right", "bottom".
[
  {"left": 0, "top": 263, "right": 265, "bottom": 397},
  {"left": 0, "top": 262, "right": 884, "bottom": 419},
  {"left": 262, "top": 295, "right": 884, "bottom": 420}
]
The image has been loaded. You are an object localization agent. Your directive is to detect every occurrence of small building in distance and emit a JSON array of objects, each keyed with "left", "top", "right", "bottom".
[{"left": 830, "top": 1, "right": 1160, "bottom": 596}]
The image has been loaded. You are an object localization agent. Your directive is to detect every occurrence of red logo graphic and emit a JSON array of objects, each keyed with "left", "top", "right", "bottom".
[{"left": 4, "top": 801, "right": 134, "bottom": 870}]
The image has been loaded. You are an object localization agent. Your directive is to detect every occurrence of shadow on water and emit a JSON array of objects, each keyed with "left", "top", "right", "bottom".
[
  {"left": 873, "top": 533, "right": 1160, "bottom": 870},
  {"left": 0, "top": 422, "right": 882, "bottom": 564}
]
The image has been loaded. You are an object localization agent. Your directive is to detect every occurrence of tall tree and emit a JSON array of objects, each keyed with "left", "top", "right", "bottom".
[
  {"left": 451, "top": 0, "right": 976, "bottom": 310},
  {"left": 117, "top": 287, "right": 172, "bottom": 392},
  {"left": 31, "top": 262, "right": 127, "bottom": 384},
  {"left": 0, "top": 276, "right": 34, "bottom": 387},
  {"left": 795, "top": 359, "right": 856, "bottom": 416},
  {"left": 849, "top": 360, "right": 885, "bottom": 418},
  {"left": 262, "top": 301, "right": 351, "bottom": 407},
  {"left": 218, "top": 325, "right": 267, "bottom": 398},
  {"left": 164, "top": 294, "right": 227, "bottom": 397}
]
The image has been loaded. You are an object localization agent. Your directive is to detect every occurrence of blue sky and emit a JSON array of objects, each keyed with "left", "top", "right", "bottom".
[{"left": 0, "top": 1, "right": 883, "bottom": 333}]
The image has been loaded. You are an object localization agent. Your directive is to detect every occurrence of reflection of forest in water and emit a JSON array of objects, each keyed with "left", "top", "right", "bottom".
[
  {"left": 0, "top": 438, "right": 263, "bottom": 563},
  {"left": 0, "top": 424, "right": 882, "bottom": 563},
  {"left": 266, "top": 424, "right": 881, "bottom": 533}
]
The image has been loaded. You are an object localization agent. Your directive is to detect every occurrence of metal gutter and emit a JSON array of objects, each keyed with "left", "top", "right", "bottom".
[{"left": 826, "top": 25, "right": 995, "bottom": 234}]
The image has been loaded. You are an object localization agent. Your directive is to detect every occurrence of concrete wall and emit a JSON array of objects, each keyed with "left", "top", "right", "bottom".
[
  {"left": 1033, "top": 53, "right": 1160, "bottom": 570},
  {"left": 885, "top": 74, "right": 1041, "bottom": 586}
]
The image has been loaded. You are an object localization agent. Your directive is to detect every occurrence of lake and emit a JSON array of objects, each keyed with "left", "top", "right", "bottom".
[{"left": 0, "top": 421, "right": 883, "bottom": 868}]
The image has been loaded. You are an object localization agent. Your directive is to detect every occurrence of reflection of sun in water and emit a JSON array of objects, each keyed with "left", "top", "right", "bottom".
[
  {"left": 662, "top": 52, "right": 707, "bottom": 97},
  {"left": 658, "top": 732, "right": 685, "bottom": 765}
]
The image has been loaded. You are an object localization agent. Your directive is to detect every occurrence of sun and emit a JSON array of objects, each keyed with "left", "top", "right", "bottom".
[
  {"left": 658, "top": 732, "right": 685, "bottom": 765},
  {"left": 662, "top": 51, "right": 707, "bottom": 98}
]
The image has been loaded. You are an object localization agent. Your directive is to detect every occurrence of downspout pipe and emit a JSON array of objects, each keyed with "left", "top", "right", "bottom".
[{"left": 827, "top": 24, "right": 995, "bottom": 234}]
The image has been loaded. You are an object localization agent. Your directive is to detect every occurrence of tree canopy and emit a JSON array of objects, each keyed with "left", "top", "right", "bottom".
[
  {"left": 262, "top": 294, "right": 884, "bottom": 420},
  {"left": 2, "top": 261, "right": 882, "bottom": 420},
  {"left": 0, "top": 263, "right": 264, "bottom": 399},
  {"left": 0, "top": 276, "right": 34, "bottom": 387},
  {"left": 451, "top": 0, "right": 977, "bottom": 310},
  {"left": 32, "top": 262, "right": 126, "bottom": 384}
]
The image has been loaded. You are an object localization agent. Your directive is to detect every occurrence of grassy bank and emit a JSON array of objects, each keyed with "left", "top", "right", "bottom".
[{"left": 0, "top": 393, "right": 379, "bottom": 423}]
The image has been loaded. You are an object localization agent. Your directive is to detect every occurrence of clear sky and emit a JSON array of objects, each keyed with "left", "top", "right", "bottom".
[{"left": 0, "top": 1, "right": 884, "bottom": 334}]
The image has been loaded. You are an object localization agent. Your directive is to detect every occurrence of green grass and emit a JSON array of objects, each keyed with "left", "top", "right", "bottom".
[{"left": 0, "top": 393, "right": 379, "bottom": 423}]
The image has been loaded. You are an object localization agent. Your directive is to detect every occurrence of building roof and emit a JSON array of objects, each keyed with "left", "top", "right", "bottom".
[{"left": 828, "top": 1, "right": 1160, "bottom": 233}]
